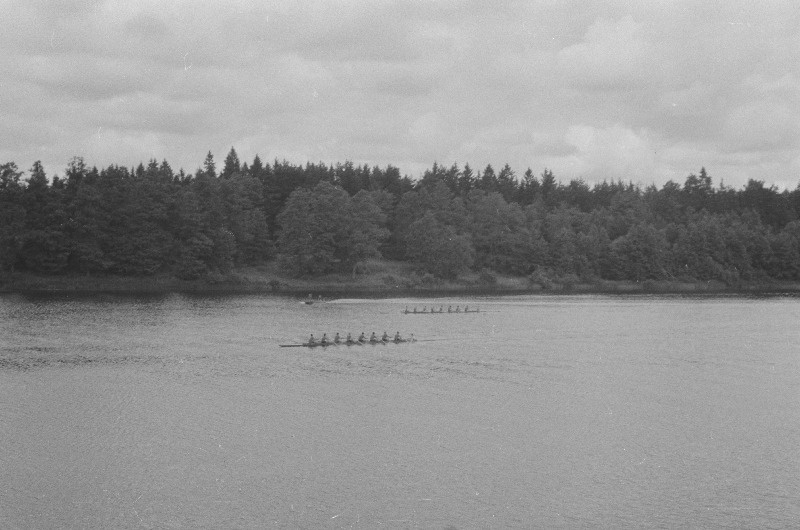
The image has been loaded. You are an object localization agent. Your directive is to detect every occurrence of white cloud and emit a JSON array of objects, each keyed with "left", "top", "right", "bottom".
[
  {"left": 556, "top": 15, "right": 653, "bottom": 89},
  {"left": 0, "top": 1, "right": 799, "bottom": 188},
  {"left": 563, "top": 124, "right": 661, "bottom": 183},
  {"left": 723, "top": 101, "right": 800, "bottom": 153}
]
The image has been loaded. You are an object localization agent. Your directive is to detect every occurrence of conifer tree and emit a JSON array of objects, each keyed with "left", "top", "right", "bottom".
[
  {"left": 221, "top": 147, "right": 241, "bottom": 179},
  {"left": 202, "top": 151, "right": 216, "bottom": 178},
  {"left": 20, "top": 161, "right": 69, "bottom": 272},
  {"left": 0, "top": 162, "right": 25, "bottom": 271}
]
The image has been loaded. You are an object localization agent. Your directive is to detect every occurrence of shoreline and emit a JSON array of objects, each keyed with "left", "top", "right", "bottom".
[{"left": 2, "top": 270, "right": 800, "bottom": 297}]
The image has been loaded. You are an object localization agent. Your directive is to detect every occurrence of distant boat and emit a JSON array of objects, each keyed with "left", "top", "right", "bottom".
[
  {"left": 280, "top": 338, "right": 417, "bottom": 348},
  {"left": 301, "top": 295, "right": 324, "bottom": 305},
  {"left": 401, "top": 307, "right": 481, "bottom": 314}
]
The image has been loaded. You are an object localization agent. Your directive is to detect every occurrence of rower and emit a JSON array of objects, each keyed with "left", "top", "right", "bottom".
[
  {"left": 308, "top": 334, "right": 316, "bottom": 345},
  {"left": 465, "top": 305, "right": 469, "bottom": 312},
  {"left": 382, "top": 331, "right": 389, "bottom": 342},
  {"left": 334, "top": 332, "right": 341, "bottom": 344},
  {"left": 439, "top": 306, "right": 444, "bottom": 313},
  {"left": 346, "top": 332, "right": 353, "bottom": 343},
  {"left": 422, "top": 306, "right": 427, "bottom": 313},
  {"left": 358, "top": 332, "right": 366, "bottom": 343},
  {"left": 448, "top": 305, "right": 452, "bottom": 313},
  {"left": 455, "top": 305, "right": 460, "bottom": 313},
  {"left": 412, "top": 307, "right": 417, "bottom": 313},
  {"left": 404, "top": 306, "right": 409, "bottom": 314},
  {"left": 394, "top": 331, "right": 402, "bottom": 342},
  {"left": 370, "top": 331, "right": 378, "bottom": 342},
  {"left": 321, "top": 333, "right": 329, "bottom": 346}
]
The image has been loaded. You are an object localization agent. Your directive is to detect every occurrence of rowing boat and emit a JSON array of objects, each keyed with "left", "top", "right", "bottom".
[
  {"left": 279, "top": 338, "right": 417, "bottom": 348},
  {"left": 401, "top": 309, "right": 482, "bottom": 314}
]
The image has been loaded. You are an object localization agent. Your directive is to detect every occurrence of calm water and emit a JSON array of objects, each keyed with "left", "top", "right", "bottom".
[{"left": 1, "top": 294, "right": 799, "bottom": 529}]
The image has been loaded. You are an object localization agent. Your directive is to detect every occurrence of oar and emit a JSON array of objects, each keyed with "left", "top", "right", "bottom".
[{"left": 279, "top": 337, "right": 450, "bottom": 347}]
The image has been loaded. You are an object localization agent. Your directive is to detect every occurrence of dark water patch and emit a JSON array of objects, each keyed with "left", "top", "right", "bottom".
[
  {"left": 435, "top": 356, "right": 520, "bottom": 373},
  {"left": 529, "top": 362, "right": 575, "bottom": 371},
  {"left": 0, "top": 352, "right": 166, "bottom": 372},
  {"left": 12, "top": 291, "right": 174, "bottom": 304},
  {"left": 25, "top": 346, "right": 59, "bottom": 353},
  {"left": 295, "top": 352, "right": 468, "bottom": 380},
  {"left": 290, "top": 349, "right": 537, "bottom": 384}
]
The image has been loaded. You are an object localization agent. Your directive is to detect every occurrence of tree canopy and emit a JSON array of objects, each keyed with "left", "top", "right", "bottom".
[
  {"left": 275, "top": 182, "right": 389, "bottom": 276},
  {"left": 2, "top": 153, "right": 800, "bottom": 285}
]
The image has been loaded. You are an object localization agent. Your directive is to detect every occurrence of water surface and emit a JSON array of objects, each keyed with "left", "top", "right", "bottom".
[{"left": 1, "top": 294, "right": 799, "bottom": 528}]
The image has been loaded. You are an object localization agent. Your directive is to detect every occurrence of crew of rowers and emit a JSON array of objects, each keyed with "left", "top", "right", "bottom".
[
  {"left": 307, "top": 331, "right": 413, "bottom": 346},
  {"left": 403, "top": 305, "right": 477, "bottom": 314}
]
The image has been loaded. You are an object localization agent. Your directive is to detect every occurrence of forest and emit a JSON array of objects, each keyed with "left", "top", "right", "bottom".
[{"left": 2, "top": 148, "right": 800, "bottom": 287}]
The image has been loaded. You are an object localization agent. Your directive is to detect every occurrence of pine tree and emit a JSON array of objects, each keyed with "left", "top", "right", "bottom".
[
  {"left": 20, "top": 161, "right": 69, "bottom": 272},
  {"left": 202, "top": 151, "right": 216, "bottom": 178},
  {"left": 540, "top": 169, "right": 557, "bottom": 208},
  {"left": 458, "top": 163, "right": 475, "bottom": 195},
  {"left": 479, "top": 164, "right": 497, "bottom": 192},
  {"left": 0, "top": 162, "right": 26, "bottom": 271},
  {"left": 221, "top": 147, "right": 241, "bottom": 179},
  {"left": 496, "top": 163, "right": 517, "bottom": 203}
]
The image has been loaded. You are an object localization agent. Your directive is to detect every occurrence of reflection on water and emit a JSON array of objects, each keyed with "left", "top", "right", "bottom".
[{"left": 1, "top": 294, "right": 799, "bottom": 528}]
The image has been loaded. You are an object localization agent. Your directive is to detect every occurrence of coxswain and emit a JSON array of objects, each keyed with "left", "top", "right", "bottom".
[
  {"left": 382, "top": 331, "right": 389, "bottom": 342},
  {"left": 321, "top": 333, "right": 329, "bottom": 346},
  {"left": 394, "top": 331, "right": 402, "bottom": 342},
  {"left": 334, "top": 332, "right": 341, "bottom": 344},
  {"left": 358, "top": 332, "right": 367, "bottom": 343}
]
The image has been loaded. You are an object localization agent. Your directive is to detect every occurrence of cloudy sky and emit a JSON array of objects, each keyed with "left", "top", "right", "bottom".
[{"left": 2, "top": 1, "right": 799, "bottom": 188}]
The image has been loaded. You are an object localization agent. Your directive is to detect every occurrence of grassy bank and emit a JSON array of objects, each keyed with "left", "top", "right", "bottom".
[{"left": 2, "top": 260, "right": 800, "bottom": 296}]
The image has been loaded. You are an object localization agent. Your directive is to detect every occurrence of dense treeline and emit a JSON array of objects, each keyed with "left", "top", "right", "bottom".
[{"left": 2, "top": 148, "right": 800, "bottom": 285}]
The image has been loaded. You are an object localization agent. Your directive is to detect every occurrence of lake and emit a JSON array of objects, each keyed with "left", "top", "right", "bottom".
[{"left": 1, "top": 293, "right": 799, "bottom": 528}]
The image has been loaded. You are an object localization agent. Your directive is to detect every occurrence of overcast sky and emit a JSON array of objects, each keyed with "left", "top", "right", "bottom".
[{"left": 2, "top": 1, "right": 799, "bottom": 188}]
